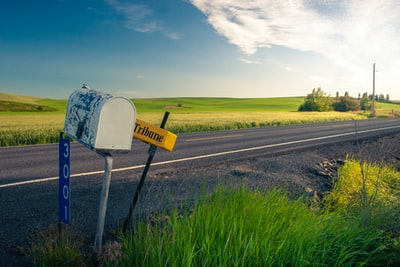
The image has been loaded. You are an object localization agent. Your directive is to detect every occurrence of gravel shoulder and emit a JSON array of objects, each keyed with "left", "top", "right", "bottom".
[
  {"left": 3, "top": 133, "right": 400, "bottom": 266},
  {"left": 143, "top": 132, "right": 400, "bottom": 202}
]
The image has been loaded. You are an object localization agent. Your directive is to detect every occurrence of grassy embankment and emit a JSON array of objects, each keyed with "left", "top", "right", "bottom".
[
  {"left": 33, "top": 159, "right": 400, "bottom": 266},
  {"left": 115, "top": 158, "right": 400, "bottom": 266},
  {"left": 2, "top": 92, "right": 399, "bottom": 147}
]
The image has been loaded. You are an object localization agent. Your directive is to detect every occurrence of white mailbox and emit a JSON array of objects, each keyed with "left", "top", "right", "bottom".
[{"left": 64, "top": 86, "right": 136, "bottom": 153}]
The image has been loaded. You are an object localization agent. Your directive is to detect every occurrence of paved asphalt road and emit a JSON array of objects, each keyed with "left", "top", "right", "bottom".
[
  {"left": 1, "top": 118, "right": 400, "bottom": 265},
  {"left": 2, "top": 118, "right": 400, "bottom": 188}
]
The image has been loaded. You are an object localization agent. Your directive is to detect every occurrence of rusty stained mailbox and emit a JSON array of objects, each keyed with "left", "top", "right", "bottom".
[
  {"left": 64, "top": 86, "right": 136, "bottom": 153},
  {"left": 64, "top": 85, "right": 137, "bottom": 252}
]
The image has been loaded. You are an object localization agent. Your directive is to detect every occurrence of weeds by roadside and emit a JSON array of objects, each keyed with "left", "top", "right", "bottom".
[
  {"left": 30, "top": 224, "right": 90, "bottom": 267},
  {"left": 0, "top": 112, "right": 366, "bottom": 146},
  {"left": 30, "top": 151, "right": 400, "bottom": 266},
  {"left": 113, "top": 185, "right": 399, "bottom": 266}
]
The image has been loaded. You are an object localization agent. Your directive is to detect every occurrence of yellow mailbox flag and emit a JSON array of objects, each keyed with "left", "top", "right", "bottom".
[{"left": 133, "top": 119, "right": 177, "bottom": 151}]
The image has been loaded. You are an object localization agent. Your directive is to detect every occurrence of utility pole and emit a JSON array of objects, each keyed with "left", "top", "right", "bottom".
[{"left": 371, "top": 63, "right": 376, "bottom": 117}]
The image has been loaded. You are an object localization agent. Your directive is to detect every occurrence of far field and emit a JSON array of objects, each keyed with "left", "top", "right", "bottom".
[
  {"left": 1, "top": 93, "right": 306, "bottom": 113},
  {"left": 1, "top": 92, "right": 400, "bottom": 146}
]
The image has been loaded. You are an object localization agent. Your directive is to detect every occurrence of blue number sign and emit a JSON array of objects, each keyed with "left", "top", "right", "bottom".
[{"left": 59, "top": 137, "right": 70, "bottom": 224}]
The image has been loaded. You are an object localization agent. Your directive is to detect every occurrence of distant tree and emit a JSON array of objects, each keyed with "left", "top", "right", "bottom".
[
  {"left": 369, "top": 94, "right": 374, "bottom": 101},
  {"left": 344, "top": 91, "right": 349, "bottom": 97},
  {"left": 360, "top": 92, "right": 371, "bottom": 110},
  {"left": 298, "top": 88, "right": 332, "bottom": 112},
  {"left": 378, "top": 94, "right": 385, "bottom": 102},
  {"left": 358, "top": 93, "right": 361, "bottom": 99},
  {"left": 386, "top": 94, "right": 390, "bottom": 102},
  {"left": 332, "top": 96, "right": 360, "bottom": 112},
  {"left": 336, "top": 91, "right": 340, "bottom": 98}
]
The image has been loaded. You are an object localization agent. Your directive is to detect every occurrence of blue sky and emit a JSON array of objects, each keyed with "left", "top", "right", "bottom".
[{"left": 1, "top": 0, "right": 400, "bottom": 100}]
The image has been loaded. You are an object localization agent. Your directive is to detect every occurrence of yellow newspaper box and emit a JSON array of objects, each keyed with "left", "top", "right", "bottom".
[{"left": 64, "top": 86, "right": 136, "bottom": 153}]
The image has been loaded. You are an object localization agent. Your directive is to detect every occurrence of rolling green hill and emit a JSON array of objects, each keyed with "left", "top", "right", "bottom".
[
  {"left": 1, "top": 92, "right": 399, "bottom": 114},
  {"left": 0, "top": 92, "right": 60, "bottom": 112},
  {"left": 0, "top": 92, "right": 305, "bottom": 113},
  {"left": 36, "top": 98, "right": 67, "bottom": 112},
  {"left": 0, "top": 100, "right": 57, "bottom": 112},
  {"left": 0, "top": 92, "right": 42, "bottom": 104},
  {"left": 132, "top": 97, "right": 305, "bottom": 112}
]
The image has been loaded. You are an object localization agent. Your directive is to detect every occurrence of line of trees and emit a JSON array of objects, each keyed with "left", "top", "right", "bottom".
[{"left": 298, "top": 88, "right": 391, "bottom": 112}]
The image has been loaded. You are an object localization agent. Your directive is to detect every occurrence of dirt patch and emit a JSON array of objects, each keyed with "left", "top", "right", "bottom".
[{"left": 162, "top": 105, "right": 188, "bottom": 109}]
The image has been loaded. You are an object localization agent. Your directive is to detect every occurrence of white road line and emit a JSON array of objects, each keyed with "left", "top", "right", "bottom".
[
  {"left": 0, "top": 165, "right": 146, "bottom": 189},
  {"left": 186, "top": 134, "right": 244, "bottom": 142},
  {"left": 1, "top": 125, "right": 399, "bottom": 189}
]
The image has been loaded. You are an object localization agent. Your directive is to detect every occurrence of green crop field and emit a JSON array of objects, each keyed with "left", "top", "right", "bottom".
[
  {"left": 1, "top": 95, "right": 305, "bottom": 113},
  {"left": 132, "top": 97, "right": 305, "bottom": 112},
  {"left": 1, "top": 92, "right": 399, "bottom": 146}
]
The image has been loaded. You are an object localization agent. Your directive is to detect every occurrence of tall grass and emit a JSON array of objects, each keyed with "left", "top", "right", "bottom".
[
  {"left": 159, "top": 111, "right": 366, "bottom": 134},
  {"left": 324, "top": 159, "right": 400, "bottom": 212},
  {"left": 324, "top": 158, "right": 400, "bottom": 241},
  {"left": 113, "top": 187, "right": 398, "bottom": 266},
  {"left": 32, "top": 159, "right": 400, "bottom": 266},
  {"left": 0, "top": 114, "right": 64, "bottom": 146},
  {"left": 31, "top": 224, "right": 87, "bottom": 267},
  {"left": 0, "top": 112, "right": 366, "bottom": 146}
]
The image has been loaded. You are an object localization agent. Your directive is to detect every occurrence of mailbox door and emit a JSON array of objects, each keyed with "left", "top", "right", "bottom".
[{"left": 95, "top": 97, "right": 136, "bottom": 152}]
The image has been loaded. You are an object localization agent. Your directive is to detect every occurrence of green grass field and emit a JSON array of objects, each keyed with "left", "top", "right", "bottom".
[
  {"left": 1, "top": 92, "right": 399, "bottom": 146},
  {"left": 132, "top": 97, "right": 305, "bottom": 112},
  {"left": 1, "top": 92, "right": 399, "bottom": 113},
  {"left": 0, "top": 93, "right": 306, "bottom": 113}
]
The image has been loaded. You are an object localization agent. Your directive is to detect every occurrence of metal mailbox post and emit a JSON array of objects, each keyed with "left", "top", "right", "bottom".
[{"left": 64, "top": 85, "right": 136, "bottom": 252}]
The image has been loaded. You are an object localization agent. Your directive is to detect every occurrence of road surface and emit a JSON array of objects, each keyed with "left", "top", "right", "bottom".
[{"left": 2, "top": 118, "right": 400, "bottom": 188}]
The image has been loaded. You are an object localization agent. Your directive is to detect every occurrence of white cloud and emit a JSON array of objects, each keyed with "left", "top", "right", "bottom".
[
  {"left": 189, "top": 0, "right": 400, "bottom": 74},
  {"left": 309, "top": 75, "right": 327, "bottom": 83},
  {"left": 106, "top": 0, "right": 184, "bottom": 41},
  {"left": 106, "top": 0, "right": 162, "bottom": 32},
  {"left": 239, "top": 57, "right": 262, "bottom": 64},
  {"left": 165, "top": 32, "right": 183, "bottom": 40}
]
